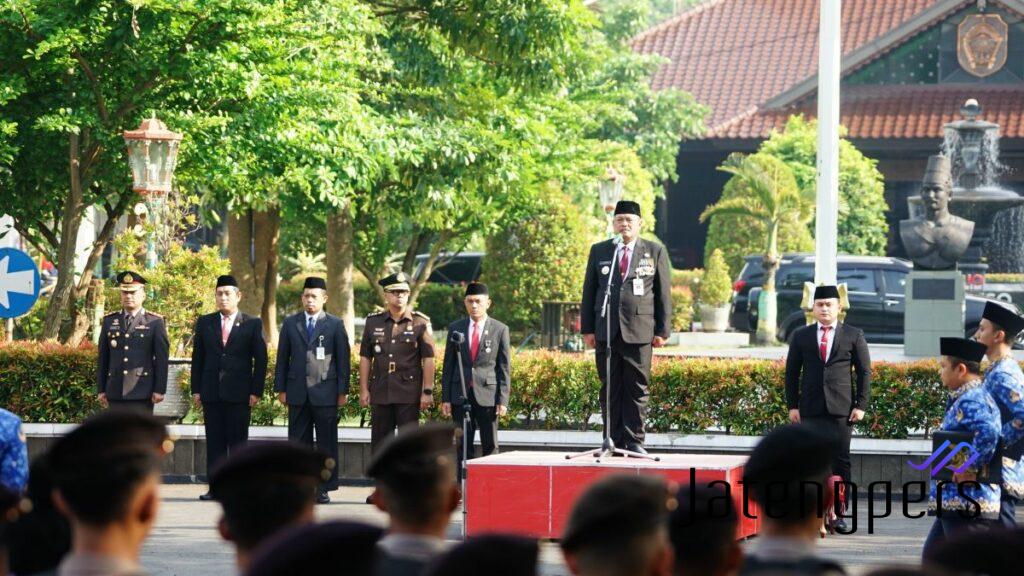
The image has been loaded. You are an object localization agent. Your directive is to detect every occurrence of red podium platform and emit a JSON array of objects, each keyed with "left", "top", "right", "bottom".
[{"left": 465, "top": 451, "right": 759, "bottom": 539}]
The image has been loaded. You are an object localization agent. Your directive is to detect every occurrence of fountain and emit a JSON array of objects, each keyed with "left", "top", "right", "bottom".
[{"left": 910, "top": 99, "right": 1024, "bottom": 274}]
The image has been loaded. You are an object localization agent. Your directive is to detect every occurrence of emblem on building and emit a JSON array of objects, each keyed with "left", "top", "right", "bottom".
[{"left": 958, "top": 14, "right": 1008, "bottom": 78}]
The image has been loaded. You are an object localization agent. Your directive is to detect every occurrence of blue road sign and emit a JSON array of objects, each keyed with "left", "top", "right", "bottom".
[{"left": 0, "top": 248, "right": 41, "bottom": 319}]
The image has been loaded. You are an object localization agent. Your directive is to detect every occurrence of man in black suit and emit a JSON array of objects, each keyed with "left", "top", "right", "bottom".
[
  {"left": 274, "top": 276, "right": 351, "bottom": 504},
  {"left": 580, "top": 200, "right": 672, "bottom": 454},
  {"left": 191, "top": 275, "right": 268, "bottom": 500},
  {"left": 785, "top": 284, "right": 871, "bottom": 531},
  {"left": 97, "top": 271, "right": 169, "bottom": 413},
  {"left": 440, "top": 282, "right": 511, "bottom": 479}
]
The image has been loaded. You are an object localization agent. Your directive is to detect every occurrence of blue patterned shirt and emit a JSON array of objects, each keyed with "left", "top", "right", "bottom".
[
  {"left": 0, "top": 408, "right": 28, "bottom": 493},
  {"left": 982, "top": 358, "right": 1024, "bottom": 499},
  {"left": 929, "top": 380, "right": 1002, "bottom": 520}
]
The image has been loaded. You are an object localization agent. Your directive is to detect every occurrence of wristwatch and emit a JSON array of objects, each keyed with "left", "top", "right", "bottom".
[{"left": 422, "top": 388, "right": 433, "bottom": 395}]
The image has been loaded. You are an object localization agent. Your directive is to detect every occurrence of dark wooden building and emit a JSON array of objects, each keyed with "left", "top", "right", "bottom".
[{"left": 633, "top": 0, "right": 1024, "bottom": 269}]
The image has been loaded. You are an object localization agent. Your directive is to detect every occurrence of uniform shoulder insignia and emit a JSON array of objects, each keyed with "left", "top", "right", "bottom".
[
  {"left": 146, "top": 311, "right": 164, "bottom": 319},
  {"left": 367, "top": 310, "right": 385, "bottom": 317},
  {"left": 103, "top": 311, "right": 119, "bottom": 318},
  {"left": 412, "top": 310, "right": 430, "bottom": 321}
]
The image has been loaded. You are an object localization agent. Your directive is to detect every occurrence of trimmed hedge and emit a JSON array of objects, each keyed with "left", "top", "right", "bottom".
[{"left": 1, "top": 343, "right": 949, "bottom": 438}]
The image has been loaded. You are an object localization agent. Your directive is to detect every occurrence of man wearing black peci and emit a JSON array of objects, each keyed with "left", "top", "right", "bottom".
[
  {"left": 785, "top": 284, "right": 871, "bottom": 533},
  {"left": 191, "top": 274, "right": 268, "bottom": 501},
  {"left": 580, "top": 200, "right": 672, "bottom": 454},
  {"left": 440, "top": 282, "right": 511, "bottom": 480}
]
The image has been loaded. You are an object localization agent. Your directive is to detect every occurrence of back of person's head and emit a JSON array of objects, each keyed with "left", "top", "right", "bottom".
[
  {"left": 48, "top": 410, "right": 169, "bottom": 526},
  {"left": 8, "top": 454, "right": 72, "bottom": 575},
  {"left": 925, "top": 526, "right": 1023, "bottom": 575},
  {"left": 366, "top": 423, "right": 458, "bottom": 528},
  {"left": 561, "top": 474, "right": 675, "bottom": 576},
  {"left": 425, "top": 534, "right": 539, "bottom": 576},
  {"left": 864, "top": 569, "right": 950, "bottom": 576},
  {"left": 210, "top": 441, "right": 330, "bottom": 552},
  {"left": 0, "top": 484, "right": 21, "bottom": 569},
  {"left": 670, "top": 483, "right": 740, "bottom": 576},
  {"left": 742, "top": 424, "right": 837, "bottom": 526},
  {"left": 245, "top": 520, "right": 383, "bottom": 576}
]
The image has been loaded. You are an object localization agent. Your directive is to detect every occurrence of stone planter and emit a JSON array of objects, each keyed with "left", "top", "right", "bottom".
[
  {"left": 154, "top": 358, "right": 191, "bottom": 423},
  {"left": 699, "top": 304, "right": 730, "bottom": 333}
]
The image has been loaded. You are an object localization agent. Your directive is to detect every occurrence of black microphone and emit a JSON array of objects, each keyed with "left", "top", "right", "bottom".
[{"left": 450, "top": 331, "right": 466, "bottom": 344}]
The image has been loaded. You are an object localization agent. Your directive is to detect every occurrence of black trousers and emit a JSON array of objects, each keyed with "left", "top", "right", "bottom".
[
  {"left": 596, "top": 335, "right": 652, "bottom": 447},
  {"left": 452, "top": 389, "right": 499, "bottom": 481},
  {"left": 801, "top": 414, "right": 853, "bottom": 483},
  {"left": 288, "top": 401, "right": 339, "bottom": 490},
  {"left": 107, "top": 399, "right": 154, "bottom": 413},
  {"left": 370, "top": 403, "right": 420, "bottom": 454},
  {"left": 203, "top": 401, "right": 251, "bottom": 473}
]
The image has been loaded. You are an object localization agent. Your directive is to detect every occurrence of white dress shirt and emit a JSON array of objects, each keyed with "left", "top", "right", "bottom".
[{"left": 817, "top": 321, "right": 838, "bottom": 363}]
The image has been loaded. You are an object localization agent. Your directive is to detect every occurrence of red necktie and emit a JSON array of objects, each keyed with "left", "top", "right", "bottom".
[
  {"left": 221, "top": 315, "right": 230, "bottom": 346},
  {"left": 819, "top": 326, "right": 831, "bottom": 362},
  {"left": 470, "top": 322, "right": 481, "bottom": 362},
  {"left": 619, "top": 245, "right": 630, "bottom": 279}
]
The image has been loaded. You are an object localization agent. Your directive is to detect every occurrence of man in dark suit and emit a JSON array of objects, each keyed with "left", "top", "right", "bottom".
[
  {"left": 191, "top": 275, "right": 268, "bottom": 500},
  {"left": 97, "top": 271, "right": 169, "bottom": 413},
  {"left": 440, "top": 282, "right": 511, "bottom": 479},
  {"left": 274, "top": 276, "right": 351, "bottom": 504},
  {"left": 580, "top": 200, "right": 672, "bottom": 454},
  {"left": 785, "top": 284, "right": 871, "bottom": 531}
]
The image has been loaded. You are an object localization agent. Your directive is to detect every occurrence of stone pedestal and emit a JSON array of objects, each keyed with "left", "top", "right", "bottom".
[{"left": 903, "top": 270, "right": 964, "bottom": 357}]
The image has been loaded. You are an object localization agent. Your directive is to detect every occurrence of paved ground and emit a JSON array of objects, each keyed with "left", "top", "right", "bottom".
[
  {"left": 143, "top": 483, "right": 1020, "bottom": 576},
  {"left": 656, "top": 342, "right": 1024, "bottom": 363}
]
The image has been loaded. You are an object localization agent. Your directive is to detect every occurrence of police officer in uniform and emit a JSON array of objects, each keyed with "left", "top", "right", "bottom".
[
  {"left": 97, "top": 271, "right": 170, "bottom": 413},
  {"left": 359, "top": 272, "right": 436, "bottom": 456},
  {"left": 580, "top": 200, "right": 672, "bottom": 454},
  {"left": 274, "top": 276, "right": 351, "bottom": 504},
  {"left": 191, "top": 275, "right": 268, "bottom": 500}
]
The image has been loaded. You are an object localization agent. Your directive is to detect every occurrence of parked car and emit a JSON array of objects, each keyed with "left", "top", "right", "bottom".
[
  {"left": 411, "top": 251, "right": 484, "bottom": 285},
  {"left": 732, "top": 253, "right": 1018, "bottom": 343}
]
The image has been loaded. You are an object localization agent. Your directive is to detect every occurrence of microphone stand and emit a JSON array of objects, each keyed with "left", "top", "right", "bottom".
[
  {"left": 567, "top": 241, "right": 657, "bottom": 462},
  {"left": 450, "top": 330, "right": 472, "bottom": 538}
]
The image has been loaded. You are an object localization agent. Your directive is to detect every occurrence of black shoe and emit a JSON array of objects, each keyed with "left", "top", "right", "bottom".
[
  {"left": 199, "top": 491, "right": 214, "bottom": 501},
  {"left": 833, "top": 518, "right": 848, "bottom": 533},
  {"left": 626, "top": 444, "right": 648, "bottom": 455},
  {"left": 317, "top": 490, "right": 330, "bottom": 505},
  {"left": 365, "top": 494, "right": 374, "bottom": 505}
]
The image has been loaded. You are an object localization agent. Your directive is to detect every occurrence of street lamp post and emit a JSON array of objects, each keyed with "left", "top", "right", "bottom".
[
  {"left": 123, "top": 117, "right": 183, "bottom": 270},
  {"left": 598, "top": 167, "right": 625, "bottom": 238}
]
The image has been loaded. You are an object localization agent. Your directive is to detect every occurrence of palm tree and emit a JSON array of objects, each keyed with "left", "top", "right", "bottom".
[{"left": 699, "top": 153, "right": 814, "bottom": 344}]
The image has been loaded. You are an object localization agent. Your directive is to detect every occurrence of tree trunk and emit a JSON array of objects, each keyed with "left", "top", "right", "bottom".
[
  {"left": 227, "top": 211, "right": 261, "bottom": 316},
  {"left": 326, "top": 207, "right": 355, "bottom": 338},
  {"left": 254, "top": 209, "right": 280, "bottom": 348},
  {"left": 42, "top": 133, "right": 86, "bottom": 341}
]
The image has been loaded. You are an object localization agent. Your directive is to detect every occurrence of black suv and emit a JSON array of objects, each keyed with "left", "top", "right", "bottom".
[{"left": 731, "top": 254, "right": 1011, "bottom": 343}]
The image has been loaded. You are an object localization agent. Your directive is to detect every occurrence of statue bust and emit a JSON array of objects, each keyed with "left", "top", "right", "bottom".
[{"left": 899, "top": 155, "right": 974, "bottom": 270}]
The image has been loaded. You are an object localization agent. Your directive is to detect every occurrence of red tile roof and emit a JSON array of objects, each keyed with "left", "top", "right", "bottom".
[
  {"left": 715, "top": 85, "right": 1024, "bottom": 139},
  {"left": 630, "top": 0, "right": 1024, "bottom": 140}
]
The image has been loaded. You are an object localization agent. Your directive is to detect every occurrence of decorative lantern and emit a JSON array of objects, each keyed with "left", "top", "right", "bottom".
[
  {"left": 123, "top": 117, "right": 183, "bottom": 202},
  {"left": 598, "top": 167, "right": 625, "bottom": 214}
]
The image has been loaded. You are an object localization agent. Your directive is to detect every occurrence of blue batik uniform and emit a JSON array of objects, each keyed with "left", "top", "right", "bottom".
[
  {"left": 982, "top": 358, "right": 1024, "bottom": 502},
  {"left": 928, "top": 380, "right": 1002, "bottom": 520},
  {"left": 0, "top": 408, "right": 28, "bottom": 493}
]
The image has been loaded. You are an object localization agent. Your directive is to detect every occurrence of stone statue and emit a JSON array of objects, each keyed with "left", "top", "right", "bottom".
[{"left": 899, "top": 155, "right": 974, "bottom": 270}]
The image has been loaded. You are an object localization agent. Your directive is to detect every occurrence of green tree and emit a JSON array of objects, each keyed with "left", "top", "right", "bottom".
[
  {"left": 481, "top": 184, "right": 590, "bottom": 334},
  {"left": 700, "top": 153, "right": 813, "bottom": 344},
  {"left": 758, "top": 115, "right": 888, "bottom": 256}
]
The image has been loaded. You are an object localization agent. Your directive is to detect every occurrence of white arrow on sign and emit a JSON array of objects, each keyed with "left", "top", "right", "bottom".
[{"left": 0, "top": 255, "right": 35, "bottom": 309}]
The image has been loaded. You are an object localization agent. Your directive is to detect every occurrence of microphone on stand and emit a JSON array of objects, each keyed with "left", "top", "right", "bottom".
[
  {"left": 612, "top": 233, "right": 623, "bottom": 245},
  {"left": 450, "top": 331, "right": 466, "bottom": 344}
]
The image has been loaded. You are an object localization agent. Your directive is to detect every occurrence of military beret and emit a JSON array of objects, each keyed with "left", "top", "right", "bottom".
[
  {"left": 464, "top": 282, "right": 488, "bottom": 297},
  {"left": 246, "top": 521, "right": 383, "bottom": 576},
  {"left": 303, "top": 276, "right": 327, "bottom": 291},
  {"left": 940, "top": 337, "right": 986, "bottom": 364},
  {"left": 378, "top": 271, "right": 411, "bottom": 292},
  {"left": 813, "top": 285, "right": 840, "bottom": 301},
  {"left": 560, "top": 474, "right": 672, "bottom": 553},
  {"left": 216, "top": 275, "right": 238, "bottom": 289},
  {"left": 742, "top": 424, "right": 837, "bottom": 486},
  {"left": 613, "top": 200, "right": 641, "bottom": 217},
  {"left": 425, "top": 534, "right": 539, "bottom": 576},
  {"left": 48, "top": 411, "right": 171, "bottom": 480},
  {"left": 983, "top": 301, "right": 1024, "bottom": 338},
  {"left": 116, "top": 270, "right": 147, "bottom": 292},
  {"left": 366, "top": 423, "right": 456, "bottom": 481},
  {"left": 209, "top": 442, "right": 332, "bottom": 501}
]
